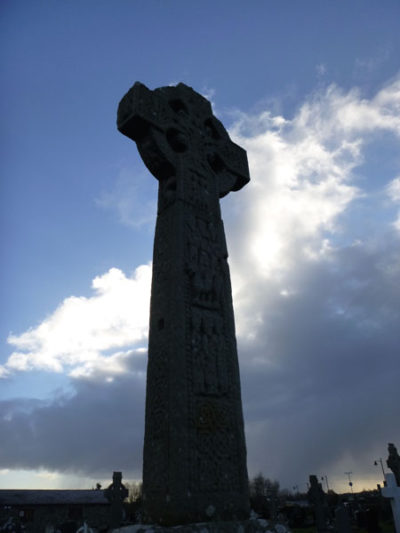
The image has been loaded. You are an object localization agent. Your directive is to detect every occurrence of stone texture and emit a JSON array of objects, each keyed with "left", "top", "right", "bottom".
[{"left": 117, "top": 82, "right": 250, "bottom": 525}]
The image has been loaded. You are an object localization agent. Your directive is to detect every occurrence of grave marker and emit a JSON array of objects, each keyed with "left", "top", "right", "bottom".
[
  {"left": 104, "top": 471, "right": 128, "bottom": 529},
  {"left": 308, "top": 475, "right": 328, "bottom": 532}
]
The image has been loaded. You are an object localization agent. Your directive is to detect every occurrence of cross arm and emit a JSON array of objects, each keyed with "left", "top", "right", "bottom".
[
  {"left": 117, "top": 82, "right": 176, "bottom": 180},
  {"left": 216, "top": 141, "right": 250, "bottom": 197},
  {"left": 117, "top": 82, "right": 161, "bottom": 141},
  {"left": 202, "top": 112, "right": 249, "bottom": 197}
]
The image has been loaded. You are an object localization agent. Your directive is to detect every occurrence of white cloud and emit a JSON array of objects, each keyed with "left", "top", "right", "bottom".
[
  {"left": 96, "top": 167, "right": 157, "bottom": 228},
  {"left": 386, "top": 176, "right": 400, "bottom": 230},
  {"left": 226, "top": 79, "right": 400, "bottom": 291},
  {"left": 0, "top": 366, "right": 9, "bottom": 378},
  {"left": 293, "top": 81, "right": 400, "bottom": 137},
  {"left": 387, "top": 176, "right": 400, "bottom": 202},
  {"left": 316, "top": 63, "right": 327, "bottom": 77},
  {"left": 3, "top": 266, "right": 151, "bottom": 377},
  {"left": 354, "top": 47, "right": 392, "bottom": 76}
]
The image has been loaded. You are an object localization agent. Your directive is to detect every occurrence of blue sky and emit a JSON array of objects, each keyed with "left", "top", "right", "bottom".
[{"left": 1, "top": 0, "right": 400, "bottom": 492}]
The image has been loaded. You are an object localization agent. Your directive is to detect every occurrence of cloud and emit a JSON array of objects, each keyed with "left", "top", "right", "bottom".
[
  {"left": 3, "top": 265, "right": 151, "bottom": 377},
  {"left": 226, "top": 78, "right": 400, "bottom": 487},
  {"left": 2, "top": 78, "right": 400, "bottom": 490},
  {"left": 0, "top": 351, "right": 146, "bottom": 478},
  {"left": 96, "top": 167, "right": 157, "bottom": 228},
  {"left": 316, "top": 63, "right": 327, "bottom": 78},
  {"left": 227, "top": 94, "right": 362, "bottom": 285},
  {"left": 386, "top": 176, "right": 400, "bottom": 230},
  {"left": 387, "top": 176, "right": 400, "bottom": 202},
  {"left": 226, "top": 79, "right": 400, "bottom": 286},
  {"left": 354, "top": 47, "right": 392, "bottom": 76},
  {"left": 0, "top": 366, "right": 9, "bottom": 379},
  {"left": 239, "top": 238, "right": 400, "bottom": 487}
]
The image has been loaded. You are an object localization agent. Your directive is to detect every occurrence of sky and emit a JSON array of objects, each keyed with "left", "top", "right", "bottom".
[{"left": 1, "top": 0, "right": 400, "bottom": 494}]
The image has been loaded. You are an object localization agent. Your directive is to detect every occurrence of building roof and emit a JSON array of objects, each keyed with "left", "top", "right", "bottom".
[{"left": 0, "top": 489, "right": 110, "bottom": 506}]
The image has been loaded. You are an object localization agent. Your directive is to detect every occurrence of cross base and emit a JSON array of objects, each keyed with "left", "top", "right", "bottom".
[{"left": 112, "top": 519, "right": 290, "bottom": 533}]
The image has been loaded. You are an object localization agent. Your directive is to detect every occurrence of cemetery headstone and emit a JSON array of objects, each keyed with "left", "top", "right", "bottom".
[
  {"left": 308, "top": 475, "right": 328, "bottom": 532},
  {"left": 117, "top": 82, "right": 250, "bottom": 526},
  {"left": 364, "top": 507, "right": 381, "bottom": 533},
  {"left": 334, "top": 504, "right": 351, "bottom": 533},
  {"left": 104, "top": 471, "right": 129, "bottom": 529}
]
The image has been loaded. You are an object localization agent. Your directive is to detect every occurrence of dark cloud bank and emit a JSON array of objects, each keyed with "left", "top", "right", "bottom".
[{"left": 241, "top": 235, "right": 400, "bottom": 487}]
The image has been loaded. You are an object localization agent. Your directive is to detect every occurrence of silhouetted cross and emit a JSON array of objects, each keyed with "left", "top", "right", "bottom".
[
  {"left": 104, "top": 471, "right": 128, "bottom": 528},
  {"left": 116, "top": 82, "right": 251, "bottom": 524},
  {"left": 117, "top": 82, "right": 249, "bottom": 200}
]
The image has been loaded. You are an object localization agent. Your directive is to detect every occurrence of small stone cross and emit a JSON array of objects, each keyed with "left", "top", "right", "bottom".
[
  {"left": 104, "top": 471, "right": 128, "bottom": 528},
  {"left": 308, "top": 475, "right": 329, "bottom": 532}
]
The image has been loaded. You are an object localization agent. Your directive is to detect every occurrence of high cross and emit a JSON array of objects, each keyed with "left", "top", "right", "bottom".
[
  {"left": 117, "top": 82, "right": 250, "bottom": 526},
  {"left": 104, "top": 471, "right": 128, "bottom": 529}
]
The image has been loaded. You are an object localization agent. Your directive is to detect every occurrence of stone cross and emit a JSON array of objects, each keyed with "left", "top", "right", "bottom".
[
  {"left": 104, "top": 471, "right": 128, "bottom": 528},
  {"left": 117, "top": 82, "right": 250, "bottom": 525},
  {"left": 381, "top": 473, "right": 400, "bottom": 533},
  {"left": 308, "top": 475, "right": 329, "bottom": 532}
]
